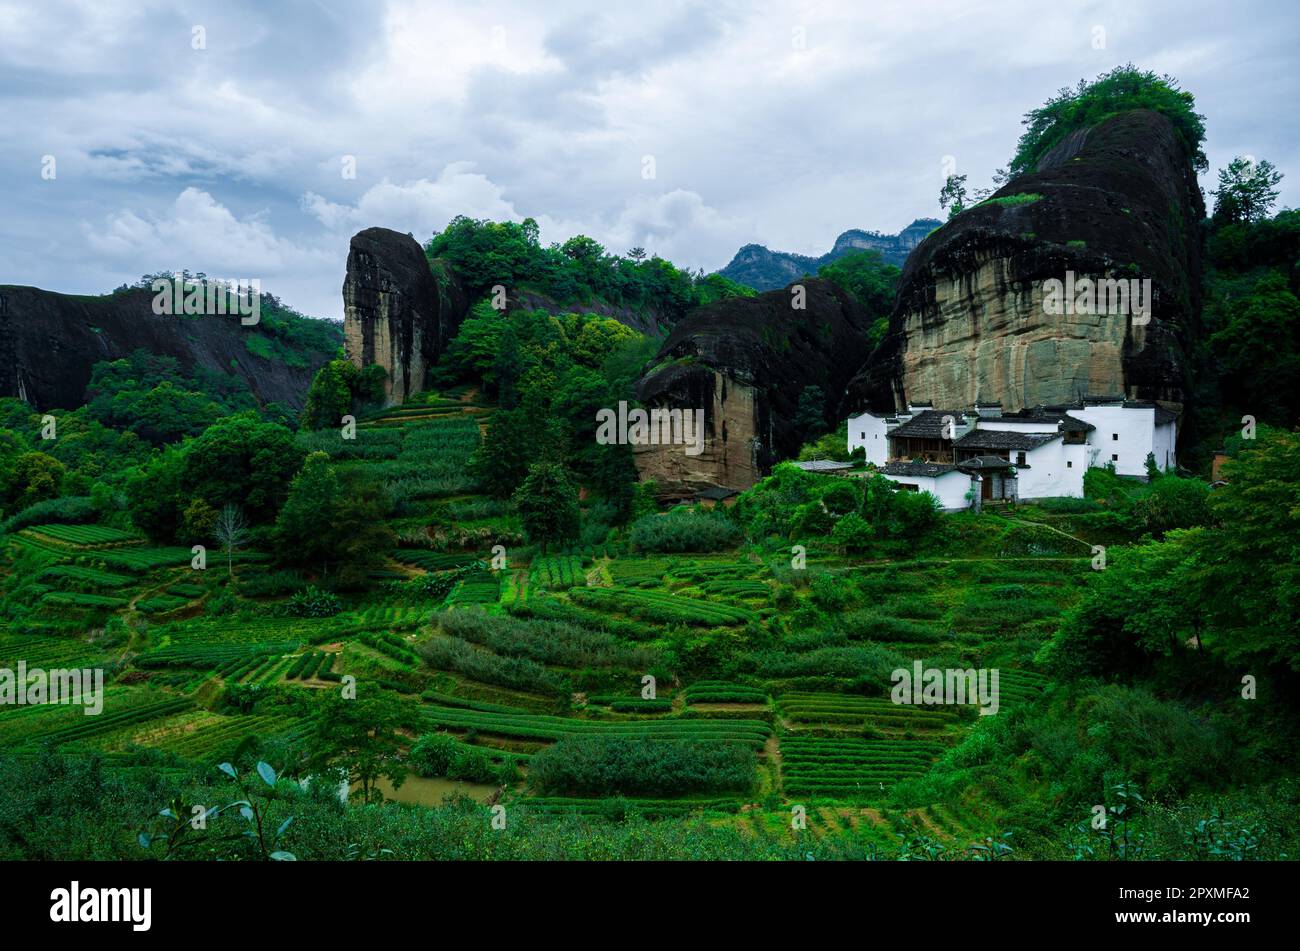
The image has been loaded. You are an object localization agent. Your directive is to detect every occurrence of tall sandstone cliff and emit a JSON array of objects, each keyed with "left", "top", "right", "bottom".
[
  {"left": 849, "top": 109, "right": 1203, "bottom": 416},
  {"left": 633, "top": 278, "right": 875, "bottom": 494},
  {"left": 0, "top": 284, "right": 332, "bottom": 411},
  {"left": 343, "top": 227, "right": 469, "bottom": 404}
]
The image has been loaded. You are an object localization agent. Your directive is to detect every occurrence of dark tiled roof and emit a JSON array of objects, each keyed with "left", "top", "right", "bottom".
[
  {"left": 954, "top": 430, "right": 1060, "bottom": 451},
  {"left": 1154, "top": 406, "right": 1178, "bottom": 425},
  {"left": 888, "top": 409, "right": 967, "bottom": 439},
  {"left": 695, "top": 486, "right": 740, "bottom": 500},
  {"left": 791, "top": 460, "right": 853, "bottom": 472},
  {"left": 881, "top": 461, "right": 960, "bottom": 478},
  {"left": 957, "top": 455, "right": 1015, "bottom": 469},
  {"left": 998, "top": 407, "right": 1095, "bottom": 432}
]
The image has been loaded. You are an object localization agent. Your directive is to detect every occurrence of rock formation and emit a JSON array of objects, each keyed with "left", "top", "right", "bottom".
[
  {"left": 717, "top": 219, "right": 940, "bottom": 291},
  {"left": 849, "top": 109, "right": 1203, "bottom": 416},
  {"left": 342, "top": 227, "right": 469, "bottom": 404},
  {"left": 633, "top": 278, "right": 876, "bottom": 494},
  {"left": 0, "top": 284, "right": 333, "bottom": 411}
]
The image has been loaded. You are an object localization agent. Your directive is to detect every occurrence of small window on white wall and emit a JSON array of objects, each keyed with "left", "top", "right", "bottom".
[
  {"left": 1112, "top": 453, "right": 1119, "bottom": 462},
  {"left": 1112, "top": 433, "right": 1119, "bottom": 441},
  {"left": 1067, "top": 460, "right": 1073, "bottom": 468}
]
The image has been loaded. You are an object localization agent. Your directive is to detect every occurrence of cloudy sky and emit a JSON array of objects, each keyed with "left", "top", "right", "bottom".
[{"left": 2, "top": 0, "right": 1297, "bottom": 319}]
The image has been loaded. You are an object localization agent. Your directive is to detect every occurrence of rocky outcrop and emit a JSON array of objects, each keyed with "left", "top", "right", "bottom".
[
  {"left": 717, "top": 219, "right": 940, "bottom": 291},
  {"left": 343, "top": 227, "right": 469, "bottom": 404},
  {"left": 850, "top": 110, "right": 1203, "bottom": 416},
  {"left": 0, "top": 284, "right": 335, "bottom": 411},
  {"left": 633, "top": 278, "right": 875, "bottom": 494}
]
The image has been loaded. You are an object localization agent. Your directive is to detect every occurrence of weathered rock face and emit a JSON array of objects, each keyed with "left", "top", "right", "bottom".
[
  {"left": 343, "top": 227, "right": 469, "bottom": 404},
  {"left": 633, "top": 278, "right": 875, "bottom": 494},
  {"left": 0, "top": 284, "right": 334, "bottom": 411},
  {"left": 850, "top": 110, "right": 1203, "bottom": 415}
]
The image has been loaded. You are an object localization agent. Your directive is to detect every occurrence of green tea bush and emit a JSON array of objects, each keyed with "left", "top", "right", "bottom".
[
  {"left": 286, "top": 586, "right": 342, "bottom": 618},
  {"left": 628, "top": 510, "right": 740, "bottom": 553},
  {"left": 528, "top": 735, "right": 756, "bottom": 796}
]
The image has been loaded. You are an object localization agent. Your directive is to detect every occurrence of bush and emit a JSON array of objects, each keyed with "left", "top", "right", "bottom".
[
  {"left": 2, "top": 496, "right": 97, "bottom": 534},
  {"left": 528, "top": 735, "right": 756, "bottom": 797},
  {"left": 286, "top": 585, "right": 342, "bottom": 618},
  {"left": 628, "top": 510, "right": 740, "bottom": 553}
]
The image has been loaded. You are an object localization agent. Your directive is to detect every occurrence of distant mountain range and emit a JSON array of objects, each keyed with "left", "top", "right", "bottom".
[{"left": 716, "top": 218, "right": 942, "bottom": 291}]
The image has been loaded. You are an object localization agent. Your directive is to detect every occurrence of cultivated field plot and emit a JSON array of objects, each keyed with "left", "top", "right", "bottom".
[
  {"left": 570, "top": 586, "right": 756, "bottom": 626},
  {"left": 24, "top": 524, "right": 142, "bottom": 547},
  {"left": 422, "top": 704, "right": 772, "bottom": 748},
  {"left": 780, "top": 692, "right": 964, "bottom": 732},
  {"left": 780, "top": 736, "right": 945, "bottom": 797}
]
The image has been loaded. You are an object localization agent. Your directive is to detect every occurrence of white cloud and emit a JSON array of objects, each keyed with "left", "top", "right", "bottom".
[{"left": 1, "top": 0, "right": 1297, "bottom": 320}]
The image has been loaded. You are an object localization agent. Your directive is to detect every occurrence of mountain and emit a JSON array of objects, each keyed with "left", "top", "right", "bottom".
[
  {"left": 342, "top": 227, "right": 471, "bottom": 405},
  {"left": 633, "top": 278, "right": 876, "bottom": 495},
  {"left": 0, "top": 283, "right": 339, "bottom": 412},
  {"left": 849, "top": 109, "right": 1203, "bottom": 417},
  {"left": 716, "top": 219, "right": 941, "bottom": 291}
]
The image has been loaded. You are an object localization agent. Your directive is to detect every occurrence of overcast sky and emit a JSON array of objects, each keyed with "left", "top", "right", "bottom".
[{"left": 2, "top": 0, "right": 1297, "bottom": 319}]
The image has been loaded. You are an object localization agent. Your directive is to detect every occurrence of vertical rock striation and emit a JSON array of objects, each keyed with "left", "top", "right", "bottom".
[
  {"left": 849, "top": 109, "right": 1204, "bottom": 417},
  {"left": 633, "top": 278, "right": 876, "bottom": 495},
  {"left": 342, "top": 227, "right": 469, "bottom": 405}
]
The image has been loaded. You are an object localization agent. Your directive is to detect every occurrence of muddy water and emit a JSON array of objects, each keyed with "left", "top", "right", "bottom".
[{"left": 347, "top": 775, "right": 498, "bottom": 806}]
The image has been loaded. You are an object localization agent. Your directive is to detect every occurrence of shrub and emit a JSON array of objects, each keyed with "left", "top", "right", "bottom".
[
  {"left": 2, "top": 496, "right": 97, "bottom": 534},
  {"left": 629, "top": 510, "right": 740, "bottom": 553},
  {"left": 286, "top": 585, "right": 342, "bottom": 618},
  {"left": 528, "top": 735, "right": 756, "bottom": 796}
]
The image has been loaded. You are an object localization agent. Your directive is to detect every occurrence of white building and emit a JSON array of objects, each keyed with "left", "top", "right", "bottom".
[
  {"left": 846, "top": 410, "right": 892, "bottom": 467},
  {"left": 878, "top": 461, "right": 973, "bottom": 511},
  {"left": 847, "top": 397, "right": 1178, "bottom": 506}
]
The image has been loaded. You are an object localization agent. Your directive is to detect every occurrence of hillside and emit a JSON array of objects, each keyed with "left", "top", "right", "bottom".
[{"left": 0, "top": 282, "right": 340, "bottom": 412}]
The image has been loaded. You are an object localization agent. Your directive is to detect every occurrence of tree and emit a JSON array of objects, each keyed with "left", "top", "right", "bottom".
[
  {"left": 794, "top": 386, "right": 828, "bottom": 440},
  {"left": 817, "top": 250, "right": 901, "bottom": 316},
  {"left": 274, "top": 452, "right": 342, "bottom": 575},
  {"left": 125, "top": 445, "right": 186, "bottom": 540},
  {"left": 2, "top": 451, "right": 64, "bottom": 510},
  {"left": 213, "top": 503, "right": 249, "bottom": 577},
  {"left": 1212, "top": 156, "right": 1283, "bottom": 225},
  {"left": 274, "top": 453, "right": 394, "bottom": 584},
  {"left": 305, "top": 693, "right": 408, "bottom": 804},
  {"left": 301, "top": 358, "right": 359, "bottom": 430},
  {"left": 513, "top": 462, "right": 580, "bottom": 552},
  {"left": 181, "top": 413, "right": 304, "bottom": 524},
  {"left": 939, "top": 174, "right": 969, "bottom": 219},
  {"left": 1008, "top": 64, "right": 1206, "bottom": 177},
  {"left": 471, "top": 407, "right": 535, "bottom": 499},
  {"left": 1195, "top": 429, "right": 1300, "bottom": 670}
]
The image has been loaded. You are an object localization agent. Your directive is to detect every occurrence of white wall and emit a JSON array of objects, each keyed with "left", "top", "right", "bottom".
[
  {"left": 878, "top": 470, "right": 972, "bottom": 510},
  {"left": 971, "top": 419, "right": 1059, "bottom": 434},
  {"left": 1015, "top": 440, "right": 1087, "bottom": 498},
  {"left": 1153, "top": 421, "right": 1177, "bottom": 472},
  {"left": 847, "top": 412, "right": 890, "bottom": 466},
  {"left": 1073, "top": 405, "right": 1156, "bottom": 477}
]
